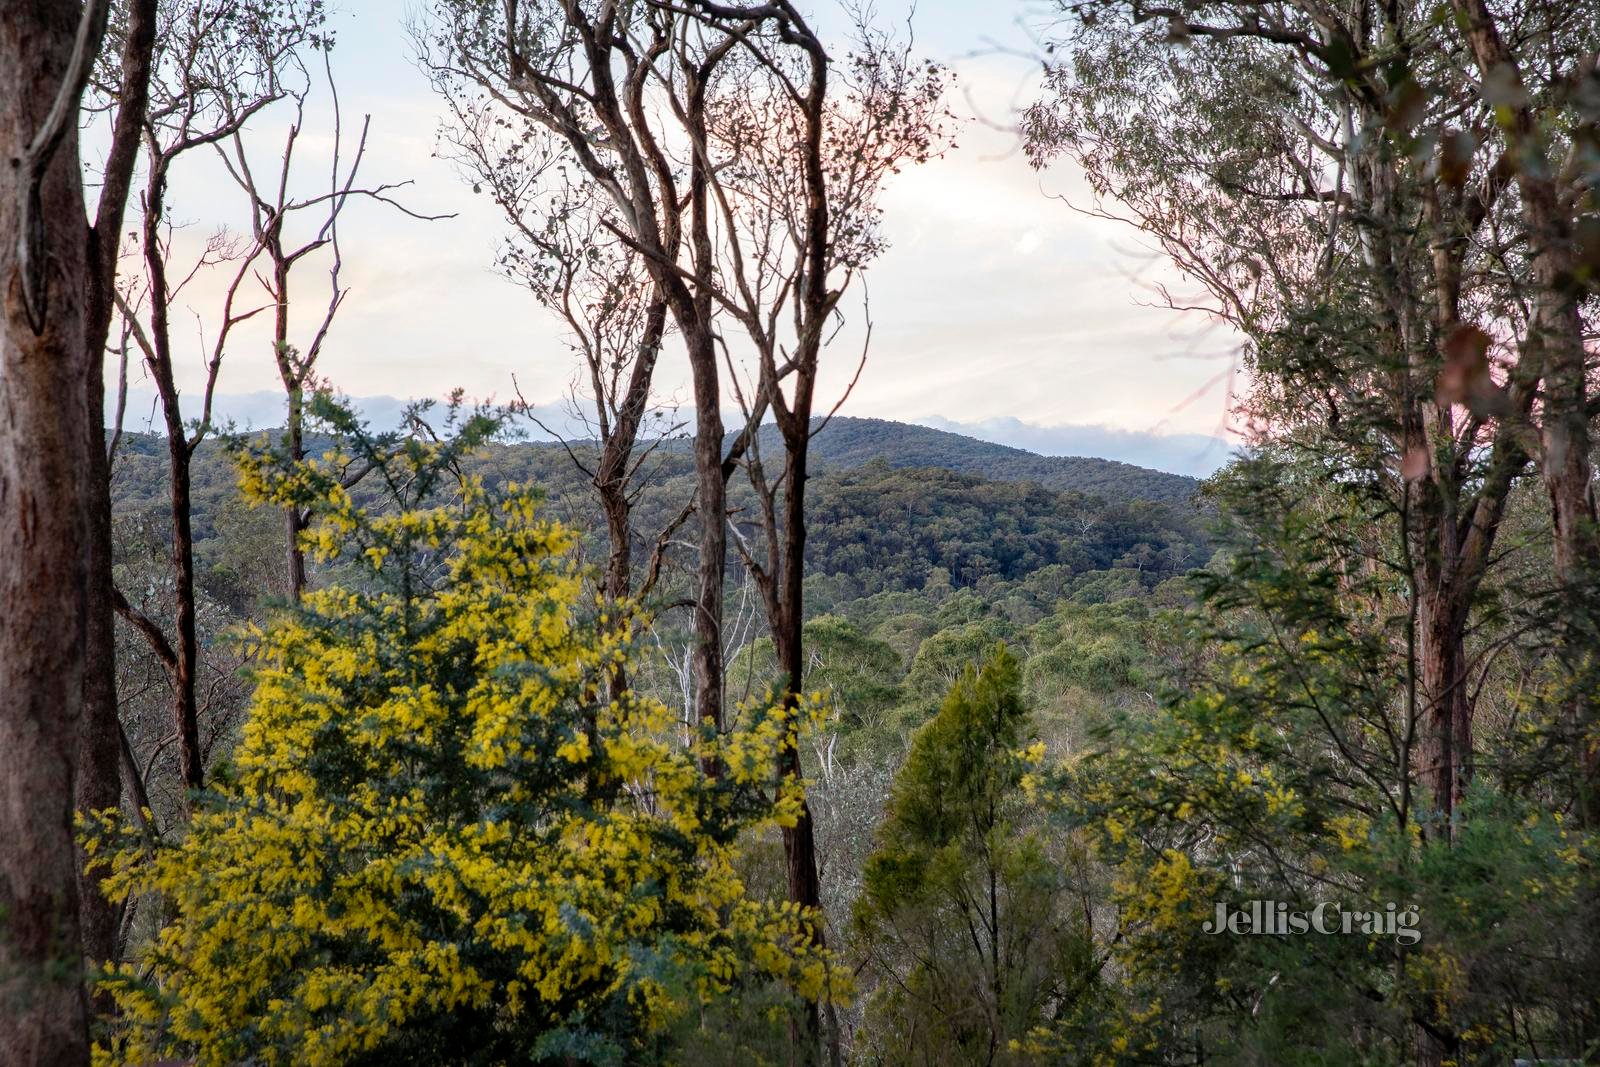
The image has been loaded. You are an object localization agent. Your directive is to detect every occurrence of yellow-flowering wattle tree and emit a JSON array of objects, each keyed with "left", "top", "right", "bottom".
[{"left": 86, "top": 399, "right": 840, "bottom": 1066}]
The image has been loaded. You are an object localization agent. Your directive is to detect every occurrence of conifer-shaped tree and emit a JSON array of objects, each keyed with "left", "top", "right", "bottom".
[{"left": 853, "top": 647, "right": 1099, "bottom": 1065}]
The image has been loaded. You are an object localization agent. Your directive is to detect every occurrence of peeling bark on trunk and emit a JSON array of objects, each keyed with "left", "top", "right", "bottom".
[{"left": 0, "top": 2, "right": 98, "bottom": 1060}]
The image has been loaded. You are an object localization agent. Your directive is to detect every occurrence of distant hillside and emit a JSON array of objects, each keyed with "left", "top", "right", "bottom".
[
  {"left": 775, "top": 417, "right": 1200, "bottom": 503},
  {"left": 798, "top": 459, "right": 1206, "bottom": 603},
  {"left": 112, "top": 418, "right": 1208, "bottom": 612}
]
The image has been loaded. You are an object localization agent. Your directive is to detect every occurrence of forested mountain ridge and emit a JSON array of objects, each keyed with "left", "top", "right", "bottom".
[
  {"left": 109, "top": 417, "right": 1209, "bottom": 609},
  {"left": 110, "top": 415, "right": 1198, "bottom": 497},
  {"left": 762, "top": 416, "right": 1201, "bottom": 503}
]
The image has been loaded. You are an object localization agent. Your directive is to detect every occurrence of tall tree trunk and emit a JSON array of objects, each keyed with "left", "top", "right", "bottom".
[
  {"left": 673, "top": 50, "right": 735, "bottom": 762},
  {"left": 77, "top": 0, "right": 159, "bottom": 974},
  {"left": 1536, "top": 307, "right": 1600, "bottom": 825},
  {"left": 772, "top": 436, "right": 830, "bottom": 1066},
  {"left": 273, "top": 252, "right": 308, "bottom": 600},
  {"left": 283, "top": 383, "right": 307, "bottom": 599},
  {"left": 1417, "top": 580, "right": 1471, "bottom": 830},
  {"left": 74, "top": 411, "right": 121, "bottom": 973},
  {"left": 1443, "top": 11, "right": 1600, "bottom": 1037},
  {"left": 1447, "top": 0, "right": 1600, "bottom": 823},
  {"left": 141, "top": 164, "right": 205, "bottom": 803},
  {"left": 774, "top": 38, "right": 838, "bottom": 1062},
  {"left": 159, "top": 411, "right": 205, "bottom": 799},
  {"left": 0, "top": 2, "right": 102, "bottom": 1060},
  {"left": 1368, "top": 149, "right": 1479, "bottom": 839},
  {"left": 591, "top": 298, "right": 666, "bottom": 700},
  {"left": 684, "top": 318, "right": 727, "bottom": 749}
]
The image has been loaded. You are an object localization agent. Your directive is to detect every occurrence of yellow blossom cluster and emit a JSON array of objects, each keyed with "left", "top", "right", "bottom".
[{"left": 87, "top": 461, "right": 842, "bottom": 1065}]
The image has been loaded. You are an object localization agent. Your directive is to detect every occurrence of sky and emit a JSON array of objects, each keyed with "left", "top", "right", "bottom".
[{"left": 108, "top": 0, "right": 1245, "bottom": 478}]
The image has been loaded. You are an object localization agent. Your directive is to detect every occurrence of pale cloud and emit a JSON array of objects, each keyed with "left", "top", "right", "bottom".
[{"left": 919, "top": 415, "right": 1235, "bottom": 478}]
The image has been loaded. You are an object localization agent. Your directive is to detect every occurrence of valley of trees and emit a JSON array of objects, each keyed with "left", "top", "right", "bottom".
[{"left": 0, "top": 0, "right": 1597, "bottom": 1065}]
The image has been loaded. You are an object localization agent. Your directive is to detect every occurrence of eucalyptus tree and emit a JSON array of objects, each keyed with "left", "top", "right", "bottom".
[
  {"left": 1027, "top": 0, "right": 1600, "bottom": 1058},
  {"left": 1028, "top": 0, "right": 1598, "bottom": 835},
  {"left": 1046, "top": 447, "right": 1599, "bottom": 1063},
  {"left": 106, "top": 0, "right": 329, "bottom": 808},
  {"left": 707, "top": 17, "right": 947, "bottom": 930},
  {"left": 424, "top": 0, "right": 743, "bottom": 752},
  {"left": 424, "top": 10, "right": 947, "bottom": 1061},
  {"left": 3, "top": 0, "right": 126, "bottom": 1059},
  {"left": 1443, "top": 0, "right": 1600, "bottom": 616},
  {"left": 1441, "top": 0, "right": 1600, "bottom": 830},
  {"left": 689, "top": 35, "right": 947, "bottom": 1054},
  {"left": 431, "top": 93, "right": 680, "bottom": 692},
  {"left": 78, "top": 0, "right": 161, "bottom": 979},
  {"left": 208, "top": 58, "right": 451, "bottom": 602}
]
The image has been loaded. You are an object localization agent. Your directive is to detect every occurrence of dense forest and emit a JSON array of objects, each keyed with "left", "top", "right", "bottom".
[
  {"left": 1, "top": 0, "right": 1598, "bottom": 1065},
  {"left": 110, "top": 417, "right": 1208, "bottom": 605}
]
